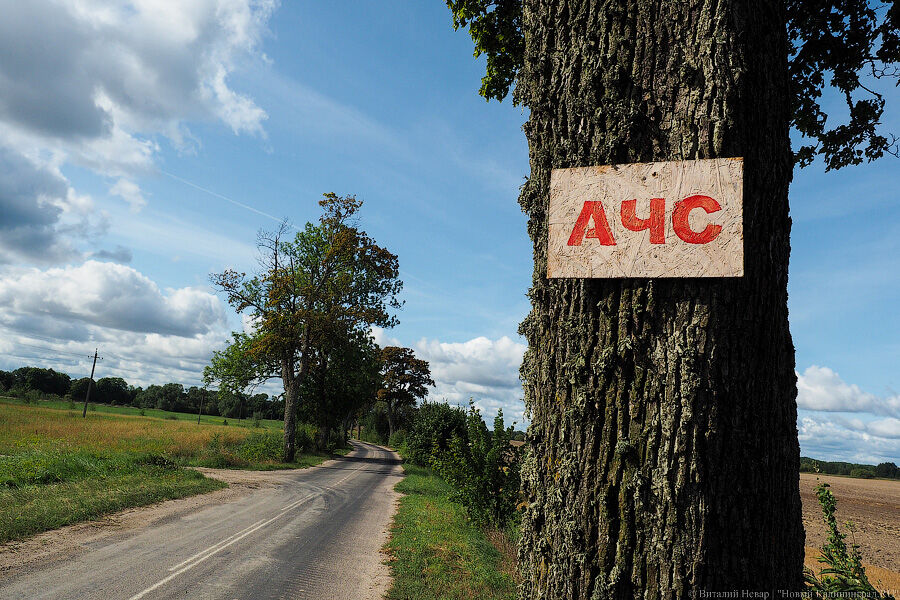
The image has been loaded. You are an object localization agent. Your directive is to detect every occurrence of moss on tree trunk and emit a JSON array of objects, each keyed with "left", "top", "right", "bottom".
[{"left": 515, "top": 0, "right": 804, "bottom": 597}]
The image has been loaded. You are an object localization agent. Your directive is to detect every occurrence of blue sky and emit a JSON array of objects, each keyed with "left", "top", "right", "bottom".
[{"left": 0, "top": 1, "right": 897, "bottom": 463}]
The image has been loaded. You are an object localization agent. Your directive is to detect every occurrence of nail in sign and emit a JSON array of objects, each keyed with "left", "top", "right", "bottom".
[{"left": 547, "top": 158, "right": 744, "bottom": 278}]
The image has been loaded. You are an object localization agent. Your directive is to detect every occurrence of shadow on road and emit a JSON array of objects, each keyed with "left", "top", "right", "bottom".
[{"left": 331, "top": 454, "right": 402, "bottom": 467}]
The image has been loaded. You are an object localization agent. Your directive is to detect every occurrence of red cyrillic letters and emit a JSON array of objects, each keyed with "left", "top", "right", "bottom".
[
  {"left": 567, "top": 201, "right": 616, "bottom": 246},
  {"left": 672, "top": 195, "right": 722, "bottom": 244},
  {"left": 621, "top": 198, "right": 665, "bottom": 244},
  {"left": 566, "top": 196, "right": 724, "bottom": 247}
]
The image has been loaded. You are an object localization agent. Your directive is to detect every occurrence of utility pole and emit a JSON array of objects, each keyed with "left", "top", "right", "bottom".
[
  {"left": 198, "top": 388, "right": 205, "bottom": 424},
  {"left": 82, "top": 348, "right": 100, "bottom": 418}
]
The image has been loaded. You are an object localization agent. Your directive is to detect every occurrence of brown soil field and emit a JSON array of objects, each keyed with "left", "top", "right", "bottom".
[{"left": 801, "top": 473, "right": 900, "bottom": 595}]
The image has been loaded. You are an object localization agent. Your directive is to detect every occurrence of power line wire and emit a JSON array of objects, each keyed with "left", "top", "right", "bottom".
[{"left": 6, "top": 341, "right": 98, "bottom": 360}]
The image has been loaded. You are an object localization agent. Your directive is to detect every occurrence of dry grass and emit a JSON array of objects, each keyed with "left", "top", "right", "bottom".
[
  {"left": 485, "top": 528, "right": 521, "bottom": 586},
  {"left": 0, "top": 402, "right": 249, "bottom": 458}
]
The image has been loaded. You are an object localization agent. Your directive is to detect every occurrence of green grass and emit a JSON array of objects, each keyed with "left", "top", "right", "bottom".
[
  {"left": 385, "top": 464, "right": 518, "bottom": 600},
  {"left": 0, "top": 395, "right": 283, "bottom": 429},
  {"left": 0, "top": 467, "right": 224, "bottom": 543},
  {"left": 0, "top": 401, "right": 351, "bottom": 543}
]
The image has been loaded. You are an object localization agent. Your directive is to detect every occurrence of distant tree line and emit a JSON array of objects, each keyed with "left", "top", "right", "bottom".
[
  {"left": 800, "top": 456, "right": 900, "bottom": 480},
  {"left": 0, "top": 365, "right": 284, "bottom": 420}
]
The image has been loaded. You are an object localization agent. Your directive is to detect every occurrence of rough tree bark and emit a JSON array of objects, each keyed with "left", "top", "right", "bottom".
[
  {"left": 281, "top": 355, "right": 298, "bottom": 462},
  {"left": 516, "top": 0, "right": 804, "bottom": 598},
  {"left": 280, "top": 329, "right": 310, "bottom": 463}
]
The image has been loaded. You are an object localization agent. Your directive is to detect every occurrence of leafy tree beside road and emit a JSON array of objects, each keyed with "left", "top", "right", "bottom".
[
  {"left": 377, "top": 346, "right": 435, "bottom": 439},
  {"left": 210, "top": 193, "right": 402, "bottom": 461}
]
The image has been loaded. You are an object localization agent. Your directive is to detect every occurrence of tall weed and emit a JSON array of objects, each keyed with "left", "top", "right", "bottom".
[{"left": 804, "top": 482, "right": 895, "bottom": 599}]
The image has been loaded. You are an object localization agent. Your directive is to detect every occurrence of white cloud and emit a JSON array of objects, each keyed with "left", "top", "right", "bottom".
[
  {"left": 0, "top": 261, "right": 227, "bottom": 337},
  {"left": 798, "top": 415, "right": 900, "bottom": 464},
  {"left": 109, "top": 178, "right": 146, "bottom": 212},
  {"left": 797, "top": 365, "right": 900, "bottom": 418},
  {"left": 0, "top": 1, "right": 275, "bottom": 266},
  {"left": 0, "top": 143, "right": 111, "bottom": 265},
  {"left": 0, "top": 261, "right": 234, "bottom": 388},
  {"left": 370, "top": 325, "right": 401, "bottom": 348},
  {"left": 0, "top": 1, "right": 274, "bottom": 162},
  {"left": 413, "top": 335, "right": 526, "bottom": 427}
]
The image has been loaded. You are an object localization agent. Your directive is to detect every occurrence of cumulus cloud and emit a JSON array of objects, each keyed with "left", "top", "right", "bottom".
[
  {"left": 0, "top": 261, "right": 234, "bottom": 387},
  {"left": 797, "top": 365, "right": 900, "bottom": 418},
  {"left": 0, "top": 1, "right": 274, "bottom": 168},
  {"left": 109, "top": 179, "right": 146, "bottom": 212},
  {"left": 0, "top": 261, "right": 227, "bottom": 337},
  {"left": 90, "top": 245, "right": 133, "bottom": 264},
  {"left": 0, "top": 144, "right": 111, "bottom": 264},
  {"left": 0, "top": 1, "right": 275, "bottom": 266},
  {"left": 413, "top": 335, "right": 527, "bottom": 426},
  {"left": 371, "top": 325, "right": 400, "bottom": 348},
  {"left": 798, "top": 415, "right": 900, "bottom": 464}
]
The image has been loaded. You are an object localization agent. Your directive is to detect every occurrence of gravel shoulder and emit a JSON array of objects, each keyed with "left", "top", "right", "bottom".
[{"left": 0, "top": 467, "right": 293, "bottom": 577}]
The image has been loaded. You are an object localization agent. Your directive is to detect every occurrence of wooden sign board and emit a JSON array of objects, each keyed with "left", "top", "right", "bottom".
[{"left": 547, "top": 158, "right": 743, "bottom": 278}]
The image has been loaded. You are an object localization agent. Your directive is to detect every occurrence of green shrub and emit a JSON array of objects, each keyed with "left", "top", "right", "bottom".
[
  {"left": 296, "top": 424, "right": 314, "bottom": 453},
  {"left": 237, "top": 431, "right": 283, "bottom": 463},
  {"left": 197, "top": 432, "right": 247, "bottom": 468},
  {"left": 432, "top": 401, "right": 521, "bottom": 528},
  {"left": 405, "top": 401, "right": 467, "bottom": 467},
  {"left": 804, "top": 482, "right": 895, "bottom": 599},
  {"left": 388, "top": 430, "right": 406, "bottom": 449}
]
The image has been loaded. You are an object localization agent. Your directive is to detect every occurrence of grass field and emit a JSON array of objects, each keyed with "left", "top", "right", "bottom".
[
  {"left": 0, "top": 394, "right": 283, "bottom": 429},
  {"left": 0, "top": 401, "right": 342, "bottom": 543},
  {"left": 384, "top": 463, "right": 518, "bottom": 600}
]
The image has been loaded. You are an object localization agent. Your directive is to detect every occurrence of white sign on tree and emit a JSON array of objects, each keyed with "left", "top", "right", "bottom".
[{"left": 547, "top": 158, "right": 744, "bottom": 278}]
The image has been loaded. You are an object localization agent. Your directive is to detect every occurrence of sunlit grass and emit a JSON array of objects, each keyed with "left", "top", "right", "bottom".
[
  {"left": 385, "top": 463, "right": 517, "bottom": 600},
  {"left": 0, "top": 402, "right": 251, "bottom": 458}
]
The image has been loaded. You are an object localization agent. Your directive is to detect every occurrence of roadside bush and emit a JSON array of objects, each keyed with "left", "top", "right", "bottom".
[
  {"left": 296, "top": 423, "right": 315, "bottom": 453},
  {"left": 405, "top": 401, "right": 467, "bottom": 467},
  {"left": 432, "top": 401, "right": 522, "bottom": 528},
  {"left": 198, "top": 432, "right": 247, "bottom": 468},
  {"left": 237, "top": 431, "right": 283, "bottom": 463},
  {"left": 805, "top": 482, "right": 895, "bottom": 599},
  {"left": 388, "top": 430, "right": 406, "bottom": 450},
  {"left": 359, "top": 427, "right": 385, "bottom": 445},
  {"left": 362, "top": 404, "right": 391, "bottom": 444}
]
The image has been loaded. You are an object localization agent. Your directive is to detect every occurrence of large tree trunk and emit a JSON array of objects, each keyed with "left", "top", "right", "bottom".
[
  {"left": 281, "top": 330, "right": 311, "bottom": 462},
  {"left": 386, "top": 400, "right": 395, "bottom": 440},
  {"left": 516, "top": 1, "right": 803, "bottom": 598},
  {"left": 281, "top": 355, "right": 298, "bottom": 463}
]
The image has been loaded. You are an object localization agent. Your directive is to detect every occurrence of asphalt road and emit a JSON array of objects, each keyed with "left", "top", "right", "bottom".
[{"left": 0, "top": 441, "right": 404, "bottom": 600}]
